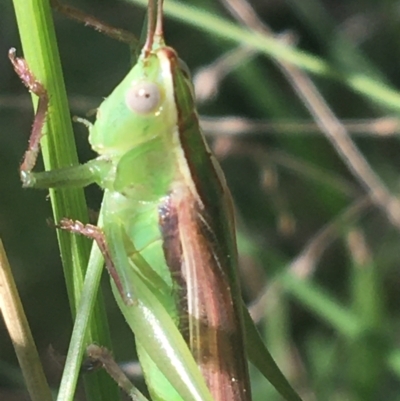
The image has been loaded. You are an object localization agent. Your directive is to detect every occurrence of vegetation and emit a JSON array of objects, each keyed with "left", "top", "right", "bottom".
[{"left": 1, "top": 0, "right": 400, "bottom": 400}]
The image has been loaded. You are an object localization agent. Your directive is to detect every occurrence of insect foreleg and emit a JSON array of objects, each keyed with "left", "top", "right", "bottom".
[
  {"left": 20, "top": 159, "right": 109, "bottom": 189},
  {"left": 9, "top": 48, "right": 49, "bottom": 174},
  {"left": 9, "top": 48, "right": 110, "bottom": 191}
]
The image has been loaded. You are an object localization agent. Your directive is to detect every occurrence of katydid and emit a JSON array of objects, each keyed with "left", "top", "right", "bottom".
[{"left": 11, "top": 1, "right": 302, "bottom": 401}]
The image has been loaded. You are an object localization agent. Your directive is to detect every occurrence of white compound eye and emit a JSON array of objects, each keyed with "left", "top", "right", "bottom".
[{"left": 125, "top": 81, "right": 161, "bottom": 114}]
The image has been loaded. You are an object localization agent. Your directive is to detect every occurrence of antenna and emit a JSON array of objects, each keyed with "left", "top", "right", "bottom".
[
  {"left": 155, "top": 0, "right": 164, "bottom": 38},
  {"left": 143, "top": 0, "right": 156, "bottom": 54}
]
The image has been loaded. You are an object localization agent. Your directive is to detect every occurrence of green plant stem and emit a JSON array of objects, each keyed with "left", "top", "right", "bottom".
[{"left": 11, "top": 1, "right": 118, "bottom": 400}]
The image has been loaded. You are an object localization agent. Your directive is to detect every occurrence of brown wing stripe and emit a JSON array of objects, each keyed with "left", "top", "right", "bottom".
[{"left": 158, "top": 189, "right": 251, "bottom": 401}]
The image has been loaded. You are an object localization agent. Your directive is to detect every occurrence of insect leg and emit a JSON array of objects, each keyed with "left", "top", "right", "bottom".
[
  {"left": 9, "top": 49, "right": 108, "bottom": 190},
  {"left": 9, "top": 48, "right": 48, "bottom": 175},
  {"left": 20, "top": 158, "right": 110, "bottom": 189},
  {"left": 85, "top": 345, "right": 149, "bottom": 401},
  {"left": 58, "top": 219, "right": 136, "bottom": 305}
]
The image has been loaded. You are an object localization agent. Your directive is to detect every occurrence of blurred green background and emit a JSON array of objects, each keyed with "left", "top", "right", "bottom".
[{"left": 2, "top": 0, "right": 400, "bottom": 400}]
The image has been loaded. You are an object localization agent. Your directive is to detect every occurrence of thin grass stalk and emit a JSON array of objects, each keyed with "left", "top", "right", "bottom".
[{"left": 0, "top": 239, "right": 53, "bottom": 401}]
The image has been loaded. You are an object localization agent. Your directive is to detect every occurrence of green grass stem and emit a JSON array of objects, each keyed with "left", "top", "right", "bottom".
[{"left": 10, "top": 1, "right": 118, "bottom": 400}]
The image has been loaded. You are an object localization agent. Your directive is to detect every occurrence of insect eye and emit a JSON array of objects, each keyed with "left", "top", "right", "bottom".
[{"left": 125, "top": 81, "right": 161, "bottom": 114}]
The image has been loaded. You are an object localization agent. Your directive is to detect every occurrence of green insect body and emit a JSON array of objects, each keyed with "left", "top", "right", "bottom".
[{"left": 90, "top": 25, "right": 252, "bottom": 401}]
